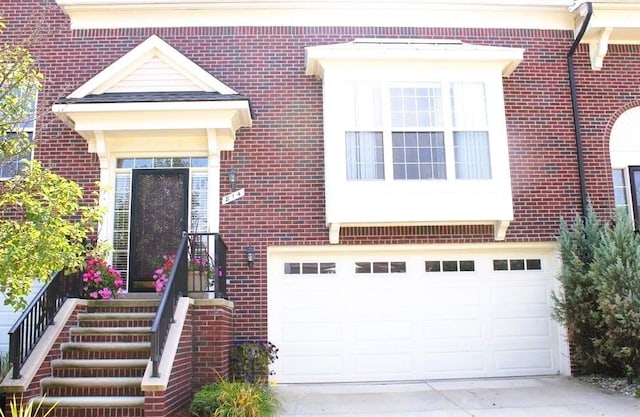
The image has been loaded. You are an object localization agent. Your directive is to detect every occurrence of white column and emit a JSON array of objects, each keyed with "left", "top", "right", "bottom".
[{"left": 94, "top": 131, "right": 113, "bottom": 261}]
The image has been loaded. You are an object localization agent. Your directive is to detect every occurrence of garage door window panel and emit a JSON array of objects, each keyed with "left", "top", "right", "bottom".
[
  {"left": 426, "top": 260, "right": 475, "bottom": 272},
  {"left": 493, "top": 258, "right": 542, "bottom": 271},
  {"left": 284, "top": 262, "right": 336, "bottom": 275},
  {"left": 355, "top": 261, "right": 406, "bottom": 274}
]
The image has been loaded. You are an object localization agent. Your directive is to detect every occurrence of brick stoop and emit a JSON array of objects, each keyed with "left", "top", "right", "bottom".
[{"left": 32, "top": 299, "right": 158, "bottom": 417}]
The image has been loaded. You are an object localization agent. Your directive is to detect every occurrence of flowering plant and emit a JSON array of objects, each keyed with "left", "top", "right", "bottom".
[
  {"left": 152, "top": 253, "right": 175, "bottom": 293},
  {"left": 152, "top": 253, "right": 211, "bottom": 293},
  {"left": 83, "top": 258, "right": 124, "bottom": 300}
]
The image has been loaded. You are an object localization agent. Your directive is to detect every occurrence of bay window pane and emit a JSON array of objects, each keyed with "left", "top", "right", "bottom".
[
  {"left": 451, "top": 82, "right": 487, "bottom": 128},
  {"left": 390, "top": 85, "right": 442, "bottom": 128},
  {"left": 346, "top": 131, "right": 384, "bottom": 180},
  {"left": 392, "top": 132, "right": 445, "bottom": 180},
  {"left": 454, "top": 131, "right": 491, "bottom": 179},
  {"left": 348, "top": 83, "right": 383, "bottom": 129}
]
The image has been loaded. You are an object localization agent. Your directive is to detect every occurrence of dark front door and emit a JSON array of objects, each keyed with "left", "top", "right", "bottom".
[{"left": 128, "top": 169, "right": 189, "bottom": 292}]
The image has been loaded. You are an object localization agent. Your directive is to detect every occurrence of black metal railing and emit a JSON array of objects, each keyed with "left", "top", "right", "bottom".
[
  {"left": 8, "top": 269, "right": 81, "bottom": 379},
  {"left": 150, "top": 233, "right": 188, "bottom": 378},
  {"left": 149, "top": 232, "right": 227, "bottom": 377},
  {"left": 186, "top": 233, "right": 228, "bottom": 299}
]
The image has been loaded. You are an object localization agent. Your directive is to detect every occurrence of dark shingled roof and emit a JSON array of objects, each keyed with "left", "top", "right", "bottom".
[{"left": 56, "top": 91, "right": 249, "bottom": 104}]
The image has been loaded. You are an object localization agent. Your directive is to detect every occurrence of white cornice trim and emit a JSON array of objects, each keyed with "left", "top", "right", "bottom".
[
  {"left": 56, "top": 1, "right": 574, "bottom": 29},
  {"left": 69, "top": 35, "right": 237, "bottom": 98},
  {"left": 306, "top": 39, "right": 525, "bottom": 79}
]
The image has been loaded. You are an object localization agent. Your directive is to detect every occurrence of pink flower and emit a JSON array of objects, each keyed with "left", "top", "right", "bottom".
[
  {"left": 98, "top": 288, "right": 112, "bottom": 299},
  {"left": 83, "top": 257, "right": 124, "bottom": 300}
]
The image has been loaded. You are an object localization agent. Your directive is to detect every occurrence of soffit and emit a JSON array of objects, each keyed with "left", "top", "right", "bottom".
[{"left": 572, "top": 1, "right": 640, "bottom": 70}]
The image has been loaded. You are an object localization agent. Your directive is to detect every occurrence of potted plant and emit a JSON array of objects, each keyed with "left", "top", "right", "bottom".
[{"left": 152, "top": 253, "right": 213, "bottom": 295}]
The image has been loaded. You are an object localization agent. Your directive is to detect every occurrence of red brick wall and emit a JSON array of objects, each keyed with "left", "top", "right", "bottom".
[
  {"left": 2, "top": 0, "right": 638, "bottom": 340},
  {"left": 191, "top": 301, "right": 233, "bottom": 389},
  {"left": 144, "top": 307, "right": 193, "bottom": 417}
]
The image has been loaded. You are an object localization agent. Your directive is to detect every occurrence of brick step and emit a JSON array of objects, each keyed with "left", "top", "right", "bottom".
[
  {"left": 41, "top": 377, "right": 142, "bottom": 397},
  {"left": 51, "top": 359, "right": 148, "bottom": 378},
  {"left": 85, "top": 299, "right": 159, "bottom": 314},
  {"left": 61, "top": 342, "right": 150, "bottom": 360},
  {"left": 33, "top": 396, "right": 144, "bottom": 417},
  {"left": 77, "top": 312, "right": 155, "bottom": 328},
  {"left": 69, "top": 326, "right": 152, "bottom": 343}
]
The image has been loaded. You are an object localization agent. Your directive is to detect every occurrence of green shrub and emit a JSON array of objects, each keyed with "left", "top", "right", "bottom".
[
  {"left": 552, "top": 206, "right": 607, "bottom": 374},
  {"left": 190, "top": 381, "right": 280, "bottom": 417},
  {"left": 553, "top": 207, "right": 640, "bottom": 381},
  {"left": 590, "top": 211, "right": 640, "bottom": 382},
  {"left": 230, "top": 342, "right": 278, "bottom": 383}
]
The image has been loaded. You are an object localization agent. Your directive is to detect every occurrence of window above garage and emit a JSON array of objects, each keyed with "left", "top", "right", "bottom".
[{"left": 305, "top": 39, "right": 524, "bottom": 244}]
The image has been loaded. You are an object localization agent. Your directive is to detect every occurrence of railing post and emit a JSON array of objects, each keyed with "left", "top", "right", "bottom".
[{"left": 9, "top": 327, "right": 21, "bottom": 379}]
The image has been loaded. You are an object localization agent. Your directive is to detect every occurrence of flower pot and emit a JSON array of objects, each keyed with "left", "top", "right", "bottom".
[{"left": 188, "top": 270, "right": 211, "bottom": 298}]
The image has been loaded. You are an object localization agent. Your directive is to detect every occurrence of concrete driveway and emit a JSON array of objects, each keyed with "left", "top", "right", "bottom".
[{"left": 274, "top": 376, "right": 640, "bottom": 416}]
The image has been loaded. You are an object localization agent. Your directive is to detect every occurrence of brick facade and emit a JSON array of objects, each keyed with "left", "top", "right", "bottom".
[{"left": 0, "top": 0, "right": 635, "bottom": 342}]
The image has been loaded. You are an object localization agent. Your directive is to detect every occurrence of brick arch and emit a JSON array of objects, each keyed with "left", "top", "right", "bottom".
[
  {"left": 603, "top": 100, "right": 640, "bottom": 142},
  {"left": 608, "top": 103, "right": 640, "bottom": 168}
]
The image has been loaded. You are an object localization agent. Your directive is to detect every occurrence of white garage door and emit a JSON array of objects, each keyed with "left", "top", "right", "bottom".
[{"left": 268, "top": 245, "right": 563, "bottom": 383}]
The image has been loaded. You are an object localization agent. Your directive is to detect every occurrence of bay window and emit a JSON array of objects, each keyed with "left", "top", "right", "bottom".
[{"left": 306, "top": 38, "right": 523, "bottom": 243}]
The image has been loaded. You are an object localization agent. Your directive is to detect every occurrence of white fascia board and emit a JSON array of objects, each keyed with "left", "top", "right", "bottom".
[
  {"left": 306, "top": 42, "right": 525, "bottom": 78},
  {"left": 56, "top": 0, "right": 573, "bottom": 30},
  {"left": 52, "top": 100, "right": 252, "bottom": 131},
  {"left": 68, "top": 35, "right": 236, "bottom": 99}
]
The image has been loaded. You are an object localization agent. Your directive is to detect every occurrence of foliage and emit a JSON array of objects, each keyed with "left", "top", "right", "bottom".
[
  {"left": 0, "top": 351, "right": 10, "bottom": 379},
  {"left": 590, "top": 211, "right": 640, "bottom": 382},
  {"left": 190, "top": 381, "right": 280, "bottom": 417},
  {"left": 0, "top": 161, "right": 104, "bottom": 309},
  {"left": 552, "top": 205, "right": 606, "bottom": 374},
  {"left": 0, "top": 395, "right": 57, "bottom": 417},
  {"left": 0, "top": 17, "right": 103, "bottom": 309},
  {"left": 553, "top": 207, "right": 640, "bottom": 381},
  {"left": 0, "top": 17, "right": 41, "bottom": 165},
  {"left": 230, "top": 342, "right": 279, "bottom": 384},
  {"left": 82, "top": 257, "right": 124, "bottom": 299}
]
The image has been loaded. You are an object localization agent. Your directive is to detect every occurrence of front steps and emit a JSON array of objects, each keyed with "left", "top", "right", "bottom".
[{"left": 31, "top": 299, "right": 158, "bottom": 417}]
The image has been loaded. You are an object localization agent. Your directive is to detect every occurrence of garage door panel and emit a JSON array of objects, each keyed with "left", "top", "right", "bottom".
[
  {"left": 354, "top": 353, "right": 414, "bottom": 376},
  {"left": 424, "top": 287, "right": 483, "bottom": 306},
  {"left": 423, "top": 351, "right": 485, "bottom": 373},
  {"left": 494, "top": 349, "right": 554, "bottom": 372},
  {"left": 281, "top": 323, "right": 343, "bottom": 343},
  {"left": 422, "top": 319, "right": 484, "bottom": 340},
  {"left": 490, "top": 285, "right": 549, "bottom": 305},
  {"left": 353, "top": 320, "right": 414, "bottom": 341},
  {"left": 492, "top": 318, "right": 551, "bottom": 337}
]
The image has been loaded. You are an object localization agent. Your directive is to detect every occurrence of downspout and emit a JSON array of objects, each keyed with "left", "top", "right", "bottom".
[{"left": 567, "top": 1, "right": 593, "bottom": 216}]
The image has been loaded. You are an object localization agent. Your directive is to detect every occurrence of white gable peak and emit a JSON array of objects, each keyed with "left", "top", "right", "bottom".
[{"left": 68, "top": 35, "right": 236, "bottom": 99}]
